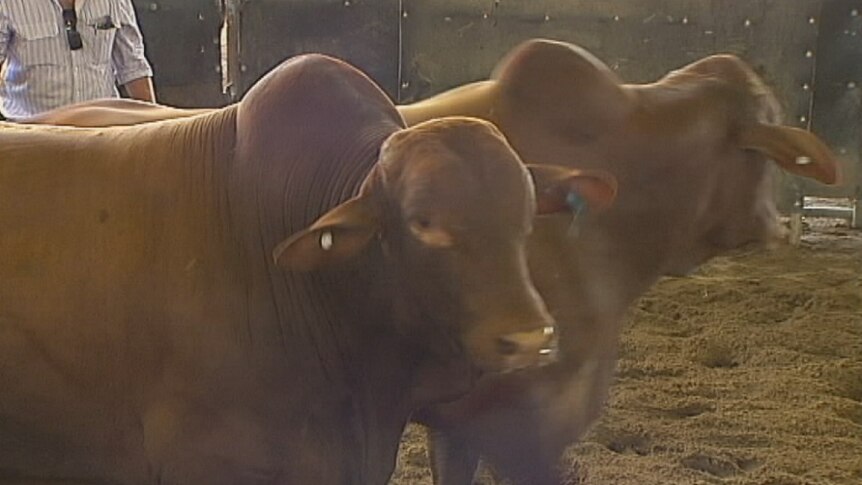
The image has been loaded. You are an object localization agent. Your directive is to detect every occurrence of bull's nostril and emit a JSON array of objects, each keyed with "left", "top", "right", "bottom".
[{"left": 496, "top": 336, "right": 520, "bottom": 356}]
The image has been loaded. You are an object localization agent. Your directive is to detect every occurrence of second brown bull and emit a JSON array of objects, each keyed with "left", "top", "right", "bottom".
[{"left": 398, "top": 39, "right": 840, "bottom": 484}]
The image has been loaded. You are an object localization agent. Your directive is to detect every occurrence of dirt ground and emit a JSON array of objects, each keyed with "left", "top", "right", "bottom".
[{"left": 390, "top": 223, "right": 862, "bottom": 484}]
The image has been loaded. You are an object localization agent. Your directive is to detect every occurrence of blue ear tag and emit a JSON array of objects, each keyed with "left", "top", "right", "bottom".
[{"left": 565, "top": 191, "right": 588, "bottom": 238}]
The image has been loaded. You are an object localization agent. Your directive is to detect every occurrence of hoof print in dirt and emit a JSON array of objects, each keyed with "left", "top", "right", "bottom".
[
  {"left": 681, "top": 453, "right": 763, "bottom": 478},
  {"left": 824, "top": 364, "right": 862, "bottom": 402},
  {"left": 664, "top": 401, "right": 715, "bottom": 419},
  {"left": 603, "top": 431, "right": 653, "bottom": 456},
  {"left": 690, "top": 339, "right": 744, "bottom": 369}
]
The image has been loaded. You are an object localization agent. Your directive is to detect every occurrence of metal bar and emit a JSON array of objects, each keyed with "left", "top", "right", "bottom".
[
  {"left": 397, "top": 0, "right": 404, "bottom": 103},
  {"left": 223, "top": 0, "right": 243, "bottom": 101},
  {"left": 854, "top": 187, "right": 862, "bottom": 228},
  {"left": 802, "top": 206, "right": 855, "bottom": 219}
]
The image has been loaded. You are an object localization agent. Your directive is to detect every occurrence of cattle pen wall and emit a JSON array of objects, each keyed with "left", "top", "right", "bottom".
[{"left": 137, "top": 1, "right": 860, "bottom": 225}]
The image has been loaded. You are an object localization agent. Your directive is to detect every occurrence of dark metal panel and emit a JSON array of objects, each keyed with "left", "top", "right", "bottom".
[
  {"left": 236, "top": 0, "right": 400, "bottom": 100},
  {"left": 400, "top": 1, "right": 826, "bottom": 212},
  {"left": 808, "top": 0, "right": 862, "bottom": 203},
  {"left": 132, "top": 0, "right": 226, "bottom": 107},
  {"left": 401, "top": 0, "right": 820, "bottom": 110}
]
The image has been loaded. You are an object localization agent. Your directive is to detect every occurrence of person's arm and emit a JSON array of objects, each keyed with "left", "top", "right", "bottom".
[
  {"left": 122, "top": 76, "right": 155, "bottom": 103},
  {"left": 112, "top": 0, "right": 156, "bottom": 102},
  {"left": 0, "top": 6, "right": 10, "bottom": 119},
  {"left": 0, "top": 6, "right": 10, "bottom": 70}
]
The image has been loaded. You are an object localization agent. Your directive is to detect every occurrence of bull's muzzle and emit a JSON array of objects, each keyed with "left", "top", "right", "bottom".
[{"left": 493, "top": 324, "right": 558, "bottom": 372}]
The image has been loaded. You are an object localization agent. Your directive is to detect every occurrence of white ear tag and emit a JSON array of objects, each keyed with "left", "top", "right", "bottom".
[
  {"left": 320, "top": 231, "right": 334, "bottom": 251},
  {"left": 795, "top": 156, "right": 812, "bottom": 166}
]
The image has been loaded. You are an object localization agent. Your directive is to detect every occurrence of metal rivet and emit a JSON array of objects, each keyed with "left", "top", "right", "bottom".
[
  {"left": 802, "top": 82, "right": 811, "bottom": 90},
  {"left": 240, "top": 64, "right": 247, "bottom": 72},
  {"left": 744, "top": 19, "right": 752, "bottom": 27},
  {"left": 198, "top": 13, "right": 204, "bottom": 21},
  {"left": 852, "top": 8, "right": 859, "bottom": 16},
  {"left": 805, "top": 50, "right": 814, "bottom": 58},
  {"left": 704, "top": 30, "right": 714, "bottom": 35},
  {"left": 148, "top": 2, "right": 158, "bottom": 11},
  {"left": 483, "top": 13, "right": 488, "bottom": 19},
  {"left": 214, "top": 65, "right": 221, "bottom": 73},
  {"left": 544, "top": 14, "right": 550, "bottom": 21},
  {"left": 799, "top": 115, "right": 808, "bottom": 123},
  {"left": 795, "top": 156, "right": 812, "bottom": 166},
  {"left": 809, "top": 17, "right": 816, "bottom": 24},
  {"left": 344, "top": 0, "right": 350, "bottom": 6},
  {"left": 402, "top": 10, "right": 408, "bottom": 18},
  {"left": 444, "top": 16, "right": 452, "bottom": 22},
  {"left": 401, "top": 82, "right": 410, "bottom": 88},
  {"left": 613, "top": 15, "right": 620, "bottom": 21},
  {"left": 682, "top": 16, "right": 689, "bottom": 24},
  {"left": 320, "top": 231, "right": 334, "bottom": 251},
  {"left": 849, "top": 81, "right": 857, "bottom": 89},
  {"left": 839, "top": 148, "right": 848, "bottom": 154}
]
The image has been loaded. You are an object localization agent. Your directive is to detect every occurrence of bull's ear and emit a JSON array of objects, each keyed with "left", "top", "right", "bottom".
[
  {"left": 273, "top": 196, "right": 382, "bottom": 271},
  {"left": 738, "top": 123, "right": 840, "bottom": 185},
  {"left": 527, "top": 165, "right": 618, "bottom": 215}
]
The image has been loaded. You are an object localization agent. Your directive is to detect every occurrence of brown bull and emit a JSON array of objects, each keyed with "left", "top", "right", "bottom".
[
  {"left": 0, "top": 53, "right": 619, "bottom": 484},
  {"left": 398, "top": 39, "right": 840, "bottom": 484}
]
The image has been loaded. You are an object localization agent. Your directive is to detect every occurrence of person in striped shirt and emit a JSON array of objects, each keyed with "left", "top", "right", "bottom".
[{"left": 0, "top": 0, "right": 155, "bottom": 121}]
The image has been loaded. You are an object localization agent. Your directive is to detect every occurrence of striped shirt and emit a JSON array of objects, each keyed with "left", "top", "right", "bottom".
[{"left": 0, "top": 0, "right": 153, "bottom": 119}]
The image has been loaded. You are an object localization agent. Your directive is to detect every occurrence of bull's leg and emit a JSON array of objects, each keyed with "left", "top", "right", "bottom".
[
  {"left": 427, "top": 429, "right": 481, "bottom": 485},
  {"left": 482, "top": 449, "right": 562, "bottom": 485},
  {"left": 465, "top": 413, "right": 566, "bottom": 485}
]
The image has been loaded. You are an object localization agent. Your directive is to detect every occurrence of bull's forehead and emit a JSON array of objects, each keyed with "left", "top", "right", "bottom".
[{"left": 380, "top": 118, "right": 535, "bottom": 230}]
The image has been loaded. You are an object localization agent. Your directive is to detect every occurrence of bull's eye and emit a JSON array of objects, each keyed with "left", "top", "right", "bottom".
[{"left": 320, "top": 231, "right": 334, "bottom": 251}]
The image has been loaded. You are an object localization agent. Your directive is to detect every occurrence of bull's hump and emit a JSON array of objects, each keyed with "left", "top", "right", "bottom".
[
  {"left": 240, "top": 54, "right": 403, "bottom": 132},
  {"left": 235, "top": 54, "right": 404, "bottom": 177},
  {"left": 491, "top": 39, "right": 633, "bottom": 129}
]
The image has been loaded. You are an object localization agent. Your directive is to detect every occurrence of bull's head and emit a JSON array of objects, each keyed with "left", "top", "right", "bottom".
[{"left": 272, "top": 117, "right": 616, "bottom": 374}]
